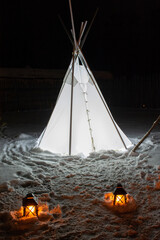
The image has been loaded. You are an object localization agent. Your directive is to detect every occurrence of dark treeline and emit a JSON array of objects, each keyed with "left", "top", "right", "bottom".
[
  {"left": 0, "top": 1, "right": 160, "bottom": 113},
  {"left": 0, "top": 68, "right": 159, "bottom": 113}
]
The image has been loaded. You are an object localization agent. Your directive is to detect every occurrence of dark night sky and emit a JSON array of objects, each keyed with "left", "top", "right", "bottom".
[{"left": 0, "top": 0, "right": 160, "bottom": 75}]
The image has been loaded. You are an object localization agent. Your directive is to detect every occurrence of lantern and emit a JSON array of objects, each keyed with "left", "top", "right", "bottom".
[
  {"left": 113, "top": 184, "right": 127, "bottom": 206},
  {"left": 22, "top": 193, "right": 38, "bottom": 217}
]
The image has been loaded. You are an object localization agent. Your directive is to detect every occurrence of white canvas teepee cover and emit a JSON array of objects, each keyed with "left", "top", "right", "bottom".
[{"left": 37, "top": 55, "right": 132, "bottom": 156}]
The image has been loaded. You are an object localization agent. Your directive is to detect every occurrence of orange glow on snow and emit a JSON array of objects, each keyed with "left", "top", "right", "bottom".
[
  {"left": 104, "top": 192, "right": 129, "bottom": 206},
  {"left": 11, "top": 203, "right": 61, "bottom": 220}
]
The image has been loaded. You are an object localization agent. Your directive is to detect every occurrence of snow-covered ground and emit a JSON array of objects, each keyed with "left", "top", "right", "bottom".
[{"left": 0, "top": 108, "right": 160, "bottom": 240}]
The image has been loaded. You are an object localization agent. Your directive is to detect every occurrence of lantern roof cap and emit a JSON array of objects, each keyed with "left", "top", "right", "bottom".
[
  {"left": 22, "top": 193, "right": 38, "bottom": 206},
  {"left": 26, "top": 193, "right": 34, "bottom": 198},
  {"left": 113, "top": 183, "right": 127, "bottom": 195}
]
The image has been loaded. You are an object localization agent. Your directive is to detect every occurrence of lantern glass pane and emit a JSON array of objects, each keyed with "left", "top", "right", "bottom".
[
  {"left": 26, "top": 205, "right": 36, "bottom": 217},
  {"left": 115, "top": 195, "right": 125, "bottom": 205}
]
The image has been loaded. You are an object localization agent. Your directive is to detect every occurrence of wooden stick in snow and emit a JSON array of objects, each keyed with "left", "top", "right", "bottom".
[{"left": 130, "top": 115, "right": 160, "bottom": 154}]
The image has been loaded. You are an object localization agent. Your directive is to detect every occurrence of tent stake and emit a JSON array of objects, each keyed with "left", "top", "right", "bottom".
[{"left": 130, "top": 115, "right": 160, "bottom": 154}]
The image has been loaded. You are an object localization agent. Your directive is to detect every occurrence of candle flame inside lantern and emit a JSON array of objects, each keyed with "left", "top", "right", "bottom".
[
  {"left": 115, "top": 195, "right": 126, "bottom": 205},
  {"left": 26, "top": 205, "right": 36, "bottom": 216}
]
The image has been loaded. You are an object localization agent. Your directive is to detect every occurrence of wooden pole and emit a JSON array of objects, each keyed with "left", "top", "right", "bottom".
[
  {"left": 68, "top": 0, "right": 77, "bottom": 155},
  {"left": 78, "top": 21, "right": 87, "bottom": 45},
  {"left": 69, "top": 0, "right": 77, "bottom": 49},
  {"left": 58, "top": 16, "right": 87, "bottom": 51},
  {"left": 78, "top": 47, "right": 127, "bottom": 149},
  {"left": 58, "top": 15, "right": 73, "bottom": 45},
  {"left": 130, "top": 115, "right": 160, "bottom": 154},
  {"left": 79, "top": 22, "right": 84, "bottom": 39},
  {"left": 81, "top": 8, "right": 99, "bottom": 49},
  {"left": 69, "top": 50, "right": 75, "bottom": 155}
]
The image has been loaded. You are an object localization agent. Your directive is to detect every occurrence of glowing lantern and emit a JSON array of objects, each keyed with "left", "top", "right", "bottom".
[
  {"left": 113, "top": 184, "right": 127, "bottom": 206},
  {"left": 22, "top": 193, "right": 38, "bottom": 217}
]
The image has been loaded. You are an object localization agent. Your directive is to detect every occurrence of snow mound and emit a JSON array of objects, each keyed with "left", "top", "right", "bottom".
[
  {"left": 104, "top": 192, "right": 137, "bottom": 213},
  {"left": 0, "top": 130, "right": 160, "bottom": 239}
]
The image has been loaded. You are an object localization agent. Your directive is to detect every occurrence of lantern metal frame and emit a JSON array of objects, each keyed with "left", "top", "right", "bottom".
[
  {"left": 113, "top": 183, "right": 127, "bottom": 205},
  {"left": 22, "top": 193, "right": 38, "bottom": 217}
]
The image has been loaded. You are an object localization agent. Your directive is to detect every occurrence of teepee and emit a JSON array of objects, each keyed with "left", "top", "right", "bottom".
[{"left": 37, "top": 0, "right": 132, "bottom": 156}]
